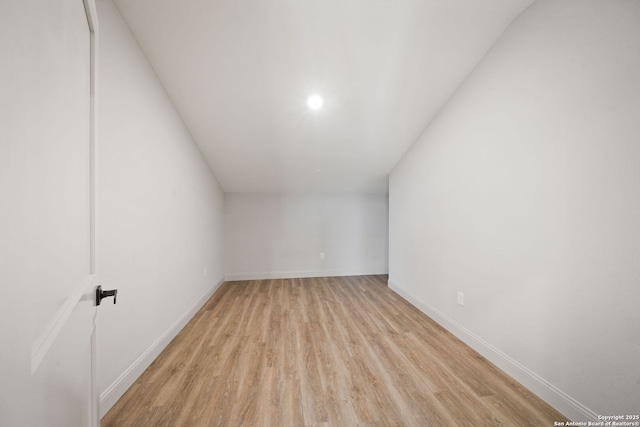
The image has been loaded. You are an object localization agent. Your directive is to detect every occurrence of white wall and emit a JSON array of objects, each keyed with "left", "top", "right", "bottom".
[
  {"left": 225, "top": 193, "right": 388, "bottom": 280},
  {"left": 389, "top": 0, "right": 640, "bottom": 419},
  {"left": 95, "top": 0, "right": 224, "bottom": 416}
]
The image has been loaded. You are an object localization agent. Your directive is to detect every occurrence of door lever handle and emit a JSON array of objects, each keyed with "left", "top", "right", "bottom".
[{"left": 96, "top": 285, "right": 118, "bottom": 306}]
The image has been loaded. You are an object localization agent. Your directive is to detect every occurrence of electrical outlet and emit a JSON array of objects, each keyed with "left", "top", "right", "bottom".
[
  {"left": 457, "top": 291, "right": 464, "bottom": 306},
  {"left": 203, "top": 267, "right": 208, "bottom": 278},
  {"left": 320, "top": 252, "right": 325, "bottom": 259}
]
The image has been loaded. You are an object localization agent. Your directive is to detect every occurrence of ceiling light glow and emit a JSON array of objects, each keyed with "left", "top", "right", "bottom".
[{"left": 307, "top": 95, "right": 324, "bottom": 110}]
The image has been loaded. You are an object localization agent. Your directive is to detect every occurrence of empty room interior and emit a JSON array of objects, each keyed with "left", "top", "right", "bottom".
[{"left": 2, "top": 0, "right": 640, "bottom": 426}]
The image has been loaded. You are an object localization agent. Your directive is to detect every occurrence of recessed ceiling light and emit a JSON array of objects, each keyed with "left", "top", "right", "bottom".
[{"left": 307, "top": 95, "right": 323, "bottom": 110}]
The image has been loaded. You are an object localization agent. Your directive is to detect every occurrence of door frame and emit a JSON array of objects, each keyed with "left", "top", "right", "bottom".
[
  {"left": 82, "top": 0, "right": 99, "bottom": 426},
  {"left": 1, "top": 0, "right": 100, "bottom": 424},
  {"left": 82, "top": 0, "right": 97, "bottom": 276},
  {"left": 27, "top": 0, "right": 100, "bottom": 377},
  {"left": 28, "top": 0, "right": 99, "bottom": 379}
]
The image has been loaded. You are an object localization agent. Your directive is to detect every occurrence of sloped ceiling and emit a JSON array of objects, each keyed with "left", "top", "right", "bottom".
[{"left": 113, "top": 0, "right": 533, "bottom": 193}]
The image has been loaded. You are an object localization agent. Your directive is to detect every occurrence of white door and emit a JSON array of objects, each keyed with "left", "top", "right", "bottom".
[{"left": 0, "top": 1, "right": 100, "bottom": 426}]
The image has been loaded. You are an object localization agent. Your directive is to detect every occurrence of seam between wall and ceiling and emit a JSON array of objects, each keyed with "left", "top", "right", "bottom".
[
  {"left": 109, "top": 0, "right": 222, "bottom": 185},
  {"left": 388, "top": 0, "right": 538, "bottom": 171}
]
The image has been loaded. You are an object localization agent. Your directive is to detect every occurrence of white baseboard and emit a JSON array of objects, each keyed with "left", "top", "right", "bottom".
[
  {"left": 99, "top": 276, "right": 225, "bottom": 418},
  {"left": 388, "top": 279, "right": 598, "bottom": 423},
  {"left": 225, "top": 269, "right": 388, "bottom": 282}
]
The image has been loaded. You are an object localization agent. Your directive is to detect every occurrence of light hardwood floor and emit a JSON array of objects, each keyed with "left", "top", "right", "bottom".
[{"left": 102, "top": 275, "right": 565, "bottom": 426}]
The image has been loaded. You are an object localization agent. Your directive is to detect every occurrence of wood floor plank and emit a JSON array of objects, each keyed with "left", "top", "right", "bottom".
[{"left": 102, "top": 275, "right": 565, "bottom": 427}]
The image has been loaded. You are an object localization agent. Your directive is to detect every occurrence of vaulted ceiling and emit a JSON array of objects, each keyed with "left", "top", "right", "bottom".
[{"left": 113, "top": 0, "right": 533, "bottom": 193}]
